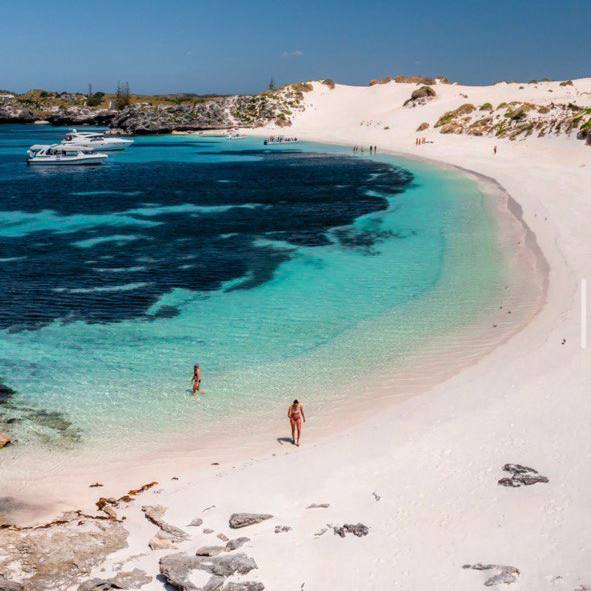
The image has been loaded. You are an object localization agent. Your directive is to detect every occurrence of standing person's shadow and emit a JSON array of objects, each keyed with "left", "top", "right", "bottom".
[{"left": 276, "top": 437, "right": 293, "bottom": 446}]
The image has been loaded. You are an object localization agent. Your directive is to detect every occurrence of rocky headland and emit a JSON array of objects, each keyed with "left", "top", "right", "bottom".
[{"left": 0, "top": 84, "right": 311, "bottom": 134}]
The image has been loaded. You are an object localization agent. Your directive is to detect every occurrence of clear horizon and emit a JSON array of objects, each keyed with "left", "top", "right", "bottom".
[{"left": 1, "top": 0, "right": 590, "bottom": 95}]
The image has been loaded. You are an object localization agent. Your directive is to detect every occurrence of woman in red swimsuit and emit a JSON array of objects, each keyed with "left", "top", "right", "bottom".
[{"left": 287, "top": 399, "right": 306, "bottom": 446}]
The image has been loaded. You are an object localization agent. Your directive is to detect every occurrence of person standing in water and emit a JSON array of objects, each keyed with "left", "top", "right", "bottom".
[
  {"left": 192, "top": 363, "right": 201, "bottom": 396},
  {"left": 288, "top": 399, "right": 306, "bottom": 446}
]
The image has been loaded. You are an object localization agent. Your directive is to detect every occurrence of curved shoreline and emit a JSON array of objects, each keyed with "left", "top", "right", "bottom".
[{"left": 0, "top": 139, "right": 548, "bottom": 527}]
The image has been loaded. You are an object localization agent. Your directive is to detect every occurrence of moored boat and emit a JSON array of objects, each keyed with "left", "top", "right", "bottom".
[
  {"left": 61, "top": 129, "right": 133, "bottom": 151},
  {"left": 264, "top": 135, "right": 299, "bottom": 145},
  {"left": 27, "top": 144, "right": 108, "bottom": 165}
]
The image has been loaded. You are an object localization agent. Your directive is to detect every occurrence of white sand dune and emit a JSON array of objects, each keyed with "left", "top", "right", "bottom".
[{"left": 8, "top": 79, "right": 591, "bottom": 590}]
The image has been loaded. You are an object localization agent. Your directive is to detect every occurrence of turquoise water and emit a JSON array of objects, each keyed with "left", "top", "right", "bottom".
[{"left": 0, "top": 127, "right": 507, "bottom": 452}]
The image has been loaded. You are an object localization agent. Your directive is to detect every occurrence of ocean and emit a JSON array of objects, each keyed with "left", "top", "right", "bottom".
[{"left": 0, "top": 125, "right": 533, "bottom": 466}]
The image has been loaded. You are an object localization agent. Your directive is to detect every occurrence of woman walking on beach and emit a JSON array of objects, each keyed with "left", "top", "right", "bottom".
[{"left": 288, "top": 400, "right": 306, "bottom": 446}]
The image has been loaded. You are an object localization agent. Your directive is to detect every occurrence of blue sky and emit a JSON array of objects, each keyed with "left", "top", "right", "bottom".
[{"left": 1, "top": 0, "right": 589, "bottom": 95}]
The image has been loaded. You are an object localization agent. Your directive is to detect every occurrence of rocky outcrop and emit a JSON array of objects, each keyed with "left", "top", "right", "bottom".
[
  {"left": 0, "top": 515, "right": 128, "bottom": 590},
  {"left": 462, "top": 563, "right": 520, "bottom": 586},
  {"left": 111, "top": 87, "right": 304, "bottom": 135},
  {"left": 159, "top": 552, "right": 258, "bottom": 591},
  {"left": 225, "top": 537, "right": 250, "bottom": 551},
  {"left": 332, "top": 523, "right": 369, "bottom": 538},
  {"left": 497, "top": 464, "right": 549, "bottom": 487},
  {"left": 404, "top": 86, "right": 437, "bottom": 107},
  {"left": 0, "top": 96, "right": 115, "bottom": 126},
  {"left": 77, "top": 569, "right": 151, "bottom": 590},
  {"left": 0, "top": 575, "right": 23, "bottom": 591},
  {"left": 229, "top": 514, "right": 273, "bottom": 529},
  {"left": 224, "top": 583, "right": 264, "bottom": 591},
  {"left": 140, "top": 503, "right": 190, "bottom": 550}
]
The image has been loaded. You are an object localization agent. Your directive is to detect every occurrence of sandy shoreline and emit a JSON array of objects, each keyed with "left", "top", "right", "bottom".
[{"left": 2, "top": 79, "right": 590, "bottom": 590}]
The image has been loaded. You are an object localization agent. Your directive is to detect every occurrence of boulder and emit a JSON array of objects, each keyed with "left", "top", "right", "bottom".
[
  {"left": 188, "top": 517, "right": 203, "bottom": 527},
  {"left": 497, "top": 464, "right": 549, "bottom": 487},
  {"left": 159, "top": 553, "right": 224, "bottom": 591},
  {"left": 229, "top": 513, "right": 273, "bottom": 529},
  {"left": 0, "top": 433, "right": 11, "bottom": 449},
  {"left": 404, "top": 86, "right": 437, "bottom": 107},
  {"left": 196, "top": 546, "right": 226, "bottom": 557},
  {"left": 462, "top": 564, "right": 520, "bottom": 586},
  {"left": 416, "top": 122, "right": 430, "bottom": 132},
  {"left": 196, "top": 553, "right": 257, "bottom": 577},
  {"left": 225, "top": 537, "right": 250, "bottom": 551},
  {"left": 77, "top": 569, "right": 151, "bottom": 590},
  {"left": 160, "top": 552, "right": 257, "bottom": 589},
  {"left": 333, "top": 523, "right": 369, "bottom": 538}
]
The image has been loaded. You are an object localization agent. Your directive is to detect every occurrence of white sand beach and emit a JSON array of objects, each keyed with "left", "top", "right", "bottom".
[{"left": 3, "top": 78, "right": 591, "bottom": 590}]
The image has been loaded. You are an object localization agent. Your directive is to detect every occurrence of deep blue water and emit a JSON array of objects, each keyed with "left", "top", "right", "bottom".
[{"left": 0, "top": 126, "right": 412, "bottom": 330}]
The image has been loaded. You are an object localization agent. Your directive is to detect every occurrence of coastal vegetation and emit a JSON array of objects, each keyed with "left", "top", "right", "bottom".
[{"left": 433, "top": 99, "right": 591, "bottom": 141}]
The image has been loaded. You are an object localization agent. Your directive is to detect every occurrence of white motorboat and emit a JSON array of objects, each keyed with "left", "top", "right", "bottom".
[
  {"left": 61, "top": 129, "right": 133, "bottom": 151},
  {"left": 27, "top": 144, "right": 108, "bottom": 165},
  {"left": 264, "top": 135, "right": 299, "bottom": 145}
]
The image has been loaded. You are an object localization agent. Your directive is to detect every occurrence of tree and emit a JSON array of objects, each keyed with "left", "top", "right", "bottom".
[
  {"left": 87, "top": 91, "right": 105, "bottom": 107},
  {"left": 115, "top": 81, "right": 131, "bottom": 110}
]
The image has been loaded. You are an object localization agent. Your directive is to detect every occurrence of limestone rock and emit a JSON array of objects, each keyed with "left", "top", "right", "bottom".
[
  {"left": 149, "top": 529, "right": 178, "bottom": 550},
  {"left": 274, "top": 525, "right": 291, "bottom": 534},
  {"left": 160, "top": 552, "right": 256, "bottom": 590},
  {"left": 142, "top": 505, "right": 189, "bottom": 542},
  {"left": 498, "top": 464, "right": 549, "bottom": 487},
  {"left": 0, "top": 575, "right": 23, "bottom": 591},
  {"left": 196, "top": 553, "right": 257, "bottom": 577},
  {"left": 223, "top": 583, "right": 264, "bottom": 591},
  {"left": 332, "top": 523, "right": 369, "bottom": 538},
  {"left": 404, "top": 86, "right": 437, "bottom": 107},
  {"left": 196, "top": 546, "right": 226, "bottom": 557},
  {"left": 306, "top": 503, "right": 329, "bottom": 509},
  {"left": 416, "top": 122, "right": 430, "bottom": 132},
  {"left": 77, "top": 568, "right": 151, "bottom": 590},
  {"left": 229, "top": 513, "right": 273, "bottom": 529},
  {"left": 217, "top": 533, "right": 229, "bottom": 542},
  {"left": 188, "top": 518, "right": 203, "bottom": 527},
  {"left": 225, "top": 537, "right": 250, "bottom": 551},
  {"left": 0, "top": 433, "right": 10, "bottom": 449},
  {"left": 462, "top": 564, "right": 520, "bottom": 586},
  {"left": 0, "top": 516, "right": 128, "bottom": 590}
]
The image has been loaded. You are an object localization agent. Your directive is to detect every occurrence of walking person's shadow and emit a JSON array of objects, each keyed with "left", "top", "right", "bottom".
[{"left": 276, "top": 437, "right": 293, "bottom": 446}]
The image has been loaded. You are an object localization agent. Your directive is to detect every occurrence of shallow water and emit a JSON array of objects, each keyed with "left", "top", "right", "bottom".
[{"left": 0, "top": 126, "right": 513, "bottom": 457}]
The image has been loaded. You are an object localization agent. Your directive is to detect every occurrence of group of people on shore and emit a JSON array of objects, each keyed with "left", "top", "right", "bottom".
[
  {"left": 415, "top": 137, "right": 428, "bottom": 145},
  {"left": 353, "top": 145, "right": 378, "bottom": 154},
  {"left": 192, "top": 364, "right": 306, "bottom": 447}
]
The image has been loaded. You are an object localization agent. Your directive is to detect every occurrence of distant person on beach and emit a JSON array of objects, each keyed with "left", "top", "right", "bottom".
[
  {"left": 494, "top": 145, "right": 497, "bottom": 154},
  {"left": 288, "top": 399, "right": 306, "bottom": 446},
  {"left": 192, "top": 363, "right": 201, "bottom": 395}
]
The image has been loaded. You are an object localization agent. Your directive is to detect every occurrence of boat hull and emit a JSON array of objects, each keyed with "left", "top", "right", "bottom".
[{"left": 27, "top": 156, "right": 108, "bottom": 165}]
